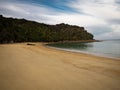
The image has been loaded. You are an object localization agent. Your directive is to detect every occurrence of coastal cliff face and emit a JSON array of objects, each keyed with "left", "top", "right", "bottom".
[{"left": 0, "top": 15, "right": 94, "bottom": 43}]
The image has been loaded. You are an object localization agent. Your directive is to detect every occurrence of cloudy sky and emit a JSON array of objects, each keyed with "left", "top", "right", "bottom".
[{"left": 0, "top": 0, "right": 120, "bottom": 40}]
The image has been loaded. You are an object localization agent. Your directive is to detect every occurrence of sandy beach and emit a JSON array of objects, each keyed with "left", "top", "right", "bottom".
[{"left": 0, "top": 43, "right": 120, "bottom": 90}]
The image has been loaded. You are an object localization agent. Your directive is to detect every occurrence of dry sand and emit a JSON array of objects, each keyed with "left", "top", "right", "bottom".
[{"left": 0, "top": 43, "right": 120, "bottom": 90}]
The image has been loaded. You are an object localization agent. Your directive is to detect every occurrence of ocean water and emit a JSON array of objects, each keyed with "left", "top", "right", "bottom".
[{"left": 47, "top": 40, "right": 120, "bottom": 59}]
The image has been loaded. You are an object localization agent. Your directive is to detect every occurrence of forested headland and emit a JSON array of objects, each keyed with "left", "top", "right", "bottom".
[{"left": 0, "top": 15, "right": 94, "bottom": 43}]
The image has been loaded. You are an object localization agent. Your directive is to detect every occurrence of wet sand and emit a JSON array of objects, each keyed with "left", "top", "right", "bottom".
[{"left": 0, "top": 43, "right": 120, "bottom": 90}]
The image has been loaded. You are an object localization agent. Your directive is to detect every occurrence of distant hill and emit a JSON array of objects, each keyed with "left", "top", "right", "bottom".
[{"left": 0, "top": 15, "right": 94, "bottom": 43}]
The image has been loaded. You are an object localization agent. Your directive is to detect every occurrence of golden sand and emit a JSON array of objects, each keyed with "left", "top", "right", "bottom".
[{"left": 0, "top": 43, "right": 120, "bottom": 90}]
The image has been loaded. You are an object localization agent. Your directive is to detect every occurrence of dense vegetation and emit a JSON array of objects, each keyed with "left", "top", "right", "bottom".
[{"left": 0, "top": 15, "right": 94, "bottom": 43}]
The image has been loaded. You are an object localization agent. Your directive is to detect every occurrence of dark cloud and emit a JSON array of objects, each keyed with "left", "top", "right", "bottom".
[
  {"left": 87, "top": 26, "right": 112, "bottom": 35},
  {"left": 108, "top": 19, "right": 120, "bottom": 24}
]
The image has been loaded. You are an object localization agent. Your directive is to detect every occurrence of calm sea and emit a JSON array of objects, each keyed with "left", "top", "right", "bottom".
[{"left": 47, "top": 40, "right": 120, "bottom": 59}]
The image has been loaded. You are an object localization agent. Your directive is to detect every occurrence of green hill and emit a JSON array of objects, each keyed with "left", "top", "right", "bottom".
[{"left": 0, "top": 15, "right": 94, "bottom": 43}]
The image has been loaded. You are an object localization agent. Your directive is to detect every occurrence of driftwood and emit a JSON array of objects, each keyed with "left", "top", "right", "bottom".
[{"left": 27, "top": 43, "right": 35, "bottom": 46}]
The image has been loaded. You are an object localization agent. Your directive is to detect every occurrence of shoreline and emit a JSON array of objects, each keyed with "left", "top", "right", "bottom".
[
  {"left": 0, "top": 43, "right": 120, "bottom": 90},
  {"left": 45, "top": 44, "right": 120, "bottom": 60},
  {"left": 47, "top": 40, "right": 100, "bottom": 44},
  {"left": 45, "top": 40, "right": 120, "bottom": 60}
]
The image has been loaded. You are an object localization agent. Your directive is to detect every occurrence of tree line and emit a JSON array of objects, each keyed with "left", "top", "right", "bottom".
[{"left": 0, "top": 15, "right": 94, "bottom": 43}]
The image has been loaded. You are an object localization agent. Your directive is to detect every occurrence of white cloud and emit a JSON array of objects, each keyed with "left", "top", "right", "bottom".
[
  {"left": 0, "top": 2, "right": 56, "bottom": 22},
  {"left": 67, "top": 0, "right": 120, "bottom": 39},
  {"left": 45, "top": 13, "right": 106, "bottom": 27},
  {"left": 68, "top": 0, "right": 120, "bottom": 20}
]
